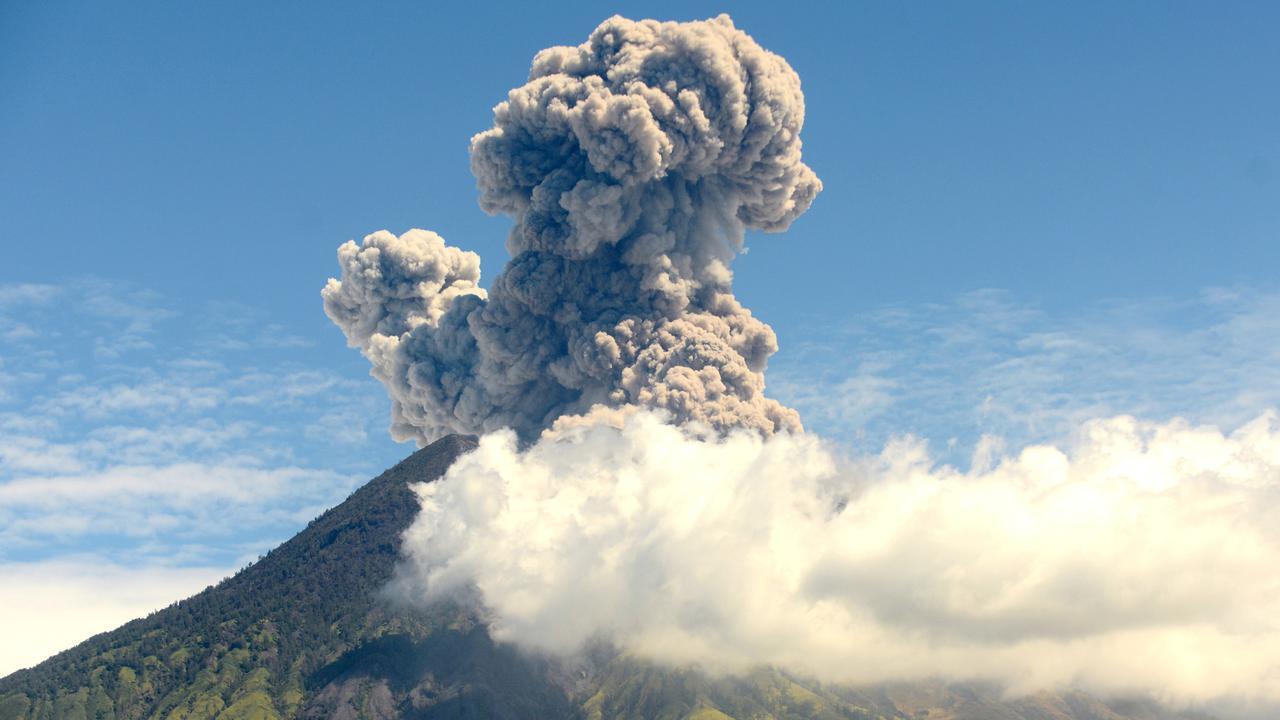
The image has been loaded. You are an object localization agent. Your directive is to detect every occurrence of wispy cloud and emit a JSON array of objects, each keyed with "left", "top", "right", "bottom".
[
  {"left": 0, "top": 283, "right": 59, "bottom": 345},
  {"left": 0, "top": 462, "right": 359, "bottom": 562},
  {"left": 0, "top": 277, "right": 403, "bottom": 660},
  {"left": 0, "top": 283, "right": 60, "bottom": 307},
  {"left": 772, "top": 286, "right": 1280, "bottom": 461}
]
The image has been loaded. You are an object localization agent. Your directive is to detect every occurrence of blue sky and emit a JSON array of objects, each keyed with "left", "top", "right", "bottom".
[{"left": 2, "top": 0, "right": 1278, "bottom": 674}]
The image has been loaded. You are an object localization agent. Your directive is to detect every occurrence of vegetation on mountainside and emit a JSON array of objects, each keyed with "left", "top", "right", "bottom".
[
  {"left": 0, "top": 435, "right": 477, "bottom": 720},
  {"left": 577, "top": 659, "right": 880, "bottom": 720}
]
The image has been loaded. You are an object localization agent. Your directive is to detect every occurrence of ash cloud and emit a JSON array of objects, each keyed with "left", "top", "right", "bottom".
[
  {"left": 324, "top": 14, "right": 819, "bottom": 444},
  {"left": 325, "top": 12, "right": 1280, "bottom": 714}
]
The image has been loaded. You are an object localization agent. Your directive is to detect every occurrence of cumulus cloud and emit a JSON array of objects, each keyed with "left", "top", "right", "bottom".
[
  {"left": 324, "top": 14, "right": 819, "bottom": 444},
  {"left": 395, "top": 409, "right": 1280, "bottom": 706}
]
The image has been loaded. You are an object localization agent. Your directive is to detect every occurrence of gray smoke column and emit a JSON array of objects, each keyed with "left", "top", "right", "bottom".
[{"left": 323, "top": 14, "right": 821, "bottom": 444}]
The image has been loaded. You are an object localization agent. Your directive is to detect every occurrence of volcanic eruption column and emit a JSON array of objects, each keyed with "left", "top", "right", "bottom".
[
  {"left": 323, "top": 14, "right": 820, "bottom": 444},
  {"left": 321, "top": 16, "right": 1280, "bottom": 706}
]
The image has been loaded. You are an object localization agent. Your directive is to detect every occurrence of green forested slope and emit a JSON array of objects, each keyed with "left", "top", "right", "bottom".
[
  {"left": 0, "top": 435, "right": 497, "bottom": 719},
  {"left": 0, "top": 435, "right": 1209, "bottom": 720}
]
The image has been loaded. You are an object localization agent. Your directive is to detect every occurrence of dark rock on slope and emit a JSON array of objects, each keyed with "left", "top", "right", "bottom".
[{"left": 0, "top": 436, "right": 1210, "bottom": 720}]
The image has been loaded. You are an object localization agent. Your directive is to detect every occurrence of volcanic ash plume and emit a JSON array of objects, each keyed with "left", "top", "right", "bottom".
[
  {"left": 324, "top": 14, "right": 1280, "bottom": 712},
  {"left": 323, "top": 14, "right": 820, "bottom": 444}
]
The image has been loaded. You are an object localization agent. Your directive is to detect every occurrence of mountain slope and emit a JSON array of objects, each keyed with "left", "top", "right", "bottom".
[
  {"left": 0, "top": 434, "right": 560, "bottom": 719},
  {"left": 0, "top": 436, "right": 1208, "bottom": 720}
]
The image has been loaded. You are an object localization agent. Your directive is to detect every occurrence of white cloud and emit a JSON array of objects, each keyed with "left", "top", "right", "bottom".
[
  {"left": 0, "top": 462, "right": 360, "bottom": 554},
  {"left": 45, "top": 377, "right": 225, "bottom": 419},
  {"left": 0, "top": 435, "right": 85, "bottom": 474},
  {"left": 0, "top": 559, "right": 230, "bottom": 676},
  {"left": 0, "top": 278, "right": 400, "bottom": 575},
  {"left": 0, "top": 275, "right": 420, "bottom": 686},
  {"left": 772, "top": 362, "right": 896, "bottom": 440},
  {"left": 0, "top": 283, "right": 59, "bottom": 308},
  {"left": 78, "top": 278, "right": 176, "bottom": 336},
  {"left": 395, "top": 409, "right": 1280, "bottom": 707},
  {"left": 772, "top": 287, "right": 1280, "bottom": 457},
  {"left": 227, "top": 368, "right": 362, "bottom": 406}
]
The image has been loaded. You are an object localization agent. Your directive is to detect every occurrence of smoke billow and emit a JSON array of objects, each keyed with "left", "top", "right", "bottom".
[
  {"left": 325, "top": 12, "right": 1280, "bottom": 712},
  {"left": 323, "top": 14, "right": 819, "bottom": 444},
  {"left": 397, "top": 409, "right": 1280, "bottom": 704}
]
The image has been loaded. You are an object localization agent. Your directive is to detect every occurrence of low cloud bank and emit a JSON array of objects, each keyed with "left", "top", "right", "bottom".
[{"left": 395, "top": 409, "right": 1280, "bottom": 706}]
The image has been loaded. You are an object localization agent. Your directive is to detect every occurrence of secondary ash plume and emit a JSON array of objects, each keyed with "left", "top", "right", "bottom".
[{"left": 323, "top": 14, "right": 821, "bottom": 444}]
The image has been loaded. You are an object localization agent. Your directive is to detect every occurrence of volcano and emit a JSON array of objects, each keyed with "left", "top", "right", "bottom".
[{"left": 0, "top": 437, "right": 1208, "bottom": 720}]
